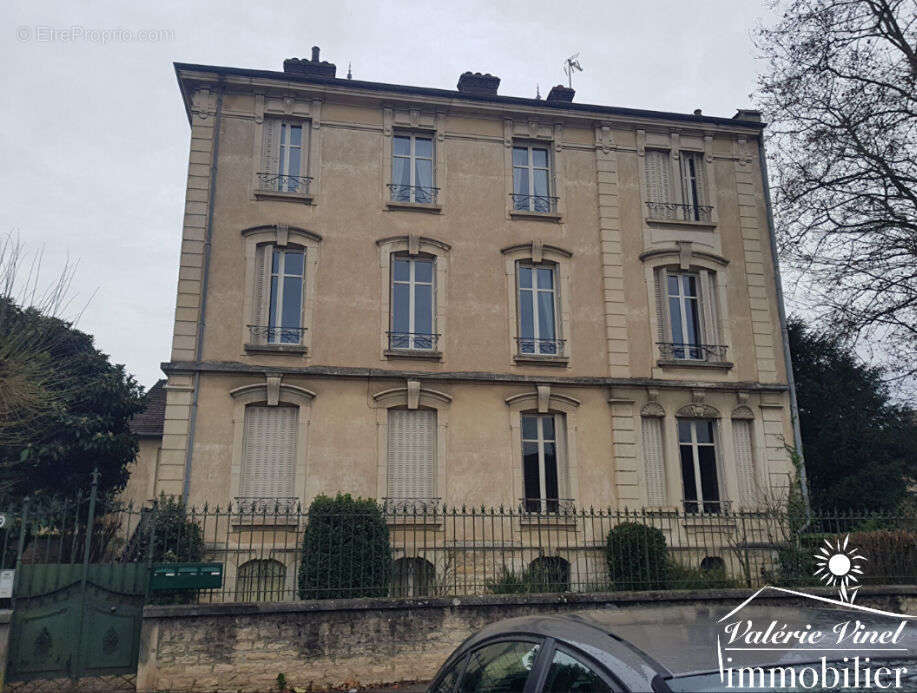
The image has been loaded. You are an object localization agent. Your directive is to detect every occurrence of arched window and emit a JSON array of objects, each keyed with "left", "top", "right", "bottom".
[
  {"left": 391, "top": 557, "right": 436, "bottom": 598},
  {"left": 700, "top": 556, "right": 725, "bottom": 573},
  {"left": 236, "top": 559, "right": 286, "bottom": 602},
  {"left": 527, "top": 556, "right": 570, "bottom": 593}
]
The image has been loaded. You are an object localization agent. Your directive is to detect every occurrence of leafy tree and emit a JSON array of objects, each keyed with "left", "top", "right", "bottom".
[
  {"left": 788, "top": 318, "right": 916, "bottom": 511},
  {"left": 297, "top": 494, "right": 392, "bottom": 600},
  {"left": 0, "top": 295, "right": 144, "bottom": 500},
  {"left": 756, "top": 0, "right": 917, "bottom": 377}
]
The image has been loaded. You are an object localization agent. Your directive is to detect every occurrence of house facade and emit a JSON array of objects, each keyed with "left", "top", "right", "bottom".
[{"left": 137, "top": 49, "right": 795, "bottom": 529}]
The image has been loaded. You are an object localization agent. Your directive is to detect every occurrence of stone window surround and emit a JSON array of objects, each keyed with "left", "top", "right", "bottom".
[
  {"left": 503, "top": 118, "right": 566, "bottom": 222},
  {"left": 641, "top": 245, "right": 732, "bottom": 372},
  {"left": 240, "top": 225, "right": 322, "bottom": 356},
  {"left": 376, "top": 235, "right": 450, "bottom": 361},
  {"left": 227, "top": 377, "right": 316, "bottom": 517},
  {"left": 382, "top": 108, "right": 447, "bottom": 212},
  {"left": 502, "top": 241, "right": 573, "bottom": 366},
  {"left": 251, "top": 93, "right": 324, "bottom": 204},
  {"left": 370, "top": 380, "right": 452, "bottom": 507},
  {"left": 505, "top": 385, "right": 581, "bottom": 510},
  {"left": 634, "top": 390, "right": 767, "bottom": 511},
  {"left": 636, "top": 129, "right": 718, "bottom": 228}
]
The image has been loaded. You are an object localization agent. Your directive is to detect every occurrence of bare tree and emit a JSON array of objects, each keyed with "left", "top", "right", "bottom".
[{"left": 756, "top": 0, "right": 916, "bottom": 378}]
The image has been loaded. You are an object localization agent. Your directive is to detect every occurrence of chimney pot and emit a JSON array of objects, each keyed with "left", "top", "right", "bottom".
[
  {"left": 546, "top": 84, "right": 575, "bottom": 103},
  {"left": 457, "top": 72, "right": 500, "bottom": 96},
  {"left": 694, "top": 108, "right": 702, "bottom": 116},
  {"left": 311, "top": 46, "right": 320, "bottom": 61},
  {"left": 284, "top": 47, "right": 337, "bottom": 78},
  {"left": 733, "top": 108, "right": 762, "bottom": 123}
]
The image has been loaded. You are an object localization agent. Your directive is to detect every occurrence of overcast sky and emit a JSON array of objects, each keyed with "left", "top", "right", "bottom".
[{"left": 2, "top": 0, "right": 779, "bottom": 389}]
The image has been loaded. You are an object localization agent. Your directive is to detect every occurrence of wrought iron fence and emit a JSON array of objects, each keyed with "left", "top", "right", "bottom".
[
  {"left": 657, "top": 342, "right": 728, "bottom": 362},
  {"left": 1, "top": 497, "right": 913, "bottom": 604},
  {"left": 511, "top": 193, "right": 559, "bottom": 214},
  {"left": 256, "top": 172, "right": 312, "bottom": 195},
  {"left": 388, "top": 184, "right": 439, "bottom": 205},
  {"left": 646, "top": 201, "right": 713, "bottom": 222},
  {"left": 387, "top": 331, "right": 440, "bottom": 351},
  {"left": 247, "top": 324, "right": 307, "bottom": 345},
  {"left": 516, "top": 337, "right": 566, "bottom": 356}
]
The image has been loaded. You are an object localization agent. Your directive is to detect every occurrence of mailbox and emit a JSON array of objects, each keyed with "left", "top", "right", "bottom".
[{"left": 150, "top": 563, "right": 223, "bottom": 591}]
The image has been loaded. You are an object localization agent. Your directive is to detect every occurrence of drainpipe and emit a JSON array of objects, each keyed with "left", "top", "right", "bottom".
[
  {"left": 182, "top": 78, "right": 224, "bottom": 505},
  {"left": 756, "top": 134, "right": 811, "bottom": 518}
]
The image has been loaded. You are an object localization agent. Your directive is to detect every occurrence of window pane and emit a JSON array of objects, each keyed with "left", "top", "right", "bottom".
[
  {"left": 289, "top": 125, "right": 302, "bottom": 147},
  {"left": 414, "top": 284, "right": 433, "bottom": 334},
  {"left": 513, "top": 167, "right": 529, "bottom": 200},
  {"left": 521, "top": 415, "right": 538, "bottom": 441},
  {"left": 272, "top": 248, "right": 281, "bottom": 273},
  {"left": 532, "top": 148, "right": 548, "bottom": 168},
  {"left": 682, "top": 274, "right": 697, "bottom": 297},
  {"left": 268, "top": 276, "right": 278, "bottom": 326},
  {"left": 414, "top": 137, "right": 433, "bottom": 159},
  {"left": 392, "top": 157, "right": 411, "bottom": 194},
  {"left": 415, "top": 158, "right": 433, "bottom": 191},
  {"left": 281, "top": 276, "right": 302, "bottom": 328},
  {"left": 669, "top": 297, "right": 684, "bottom": 344},
  {"left": 284, "top": 251, "right": 304, "bottom": 277},
  {"left": 699, "top": 446, "right": 720, "bottom": 507},
  {"left": 667, "top": 274, "right": 680, "bottom": 296},
  {"left": 512, "top": 147, "right": 528, "bottom": 166},
  {"left": 523, "top": 444, "right": 541, "bottom": 507},
  {"left": 536, "top": 267, "right": 554, "bottom": 290},
  {"left": 695, "top": 421, "right": 714, "bottom": 444},
  {"left": 286, "top": 148, "right": 301, "bottom": 179},
  {"left": 543, "top": 650, "right": 613, "bottom": 693},
  {"left": 459, "top": 641, "right": 540, "bottom": 693},
  {"left": 544, "top": 442, "right": 558, "bottom": 500},
  {"left": 518, "top": 289, "right": 534, "bottom": 338},
  {"left": 538, "top": 291, "right": 556, "bottom": 339},
  {"left": 541, "top": 416, "right": 555, "bottom": 441},
  {"left": 678, "top": 420, "right": 692, "bottom": 443},
  {"left": 393, "top": 135, "right": 411, "bottom": 156},
  {"left": 518, "top": 266, "right": 532, "bottom": 289},
  {"left": 393, "top": 258, "right": 410, "bottom": 282},
  {"left": 392, "top": 283, "right": 410, "bottom": 332},
  {"left": 415, "top": 259, "right": 434, "bottom": 284},
  {"left": 680, "top": 445, "right": 698, "bottom": 506},
  {"left": 432, "top": 657, "right": 465, "bottom": 693},
  {"left": 533, "top": 169, "right": 549, "bottom": 197},
  {"left": 683, "top": 298, "right": 700, "bottom": 346}
]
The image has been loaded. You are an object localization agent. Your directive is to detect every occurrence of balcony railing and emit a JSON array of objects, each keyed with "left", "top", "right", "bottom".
[
  {"left": 233, "top": 497, "right": 300, "bottom": 514},
  {"left": 519, "top": 498, "right": 577, "bottom": 514},
  {"left": 683, "top": 499, "right": 732, "bottom": 515},
  {"left": 646, "top": 201, "right": 713, "bottom": 222},
  {"left": 257, "top": 172, "right": 312, "bottom": 195},
  {"left": 382, "top": 497, "right": 442, "bottom": 513},
  {"left": 387, "top": 331, "right": 440, "bottom": 352},
  {"left": 516, "top": 337, "right": 566, "bottom": 357},
  {"left": 511, "top": 193, "right": 559, "bottom": 214},
  {"left": 388, "top": 184, "right": 439, "bottom": 205},
  {"left": 657, "top": 342, "right": 727, "bottom": 362},
  {"left": 248, "top": 325, "right": 307, "bottom": 345}
]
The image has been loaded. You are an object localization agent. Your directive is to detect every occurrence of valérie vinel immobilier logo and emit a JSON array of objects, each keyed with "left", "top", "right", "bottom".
[{"left": 714, "top": 535, "right": 915, "bottom": 690}]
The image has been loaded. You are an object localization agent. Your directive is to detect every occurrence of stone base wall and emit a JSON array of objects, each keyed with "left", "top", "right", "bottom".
[{"left": 136, "top": 587, "right": 915, "bottom": 692}]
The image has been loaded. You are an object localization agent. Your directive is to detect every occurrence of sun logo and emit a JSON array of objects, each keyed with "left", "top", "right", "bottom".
[{"left": 814, "top": 535, "right": 867, "bottom": 603}]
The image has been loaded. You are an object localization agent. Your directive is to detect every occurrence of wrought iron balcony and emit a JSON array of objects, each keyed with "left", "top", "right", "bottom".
[
  {"left": 682, "top": 499, "right": 732, "bottom": 515},
  {"left": 382, "top": 497, "right": 442, "bottom": 513},
  {"left": 388, "top": 184, "right": 439, "bottom": 205},
  {"left": 511, "top": 193, "right": 559, "bottom": 214},
  {"left": 233, "top": 497, "right": 300, "bottom": 514},
  {"left": 646, "top": 201, "right": 713, "bottom": 222},
  {"left": 516, "top": 337, "right": 566, "bottom": 357},
  {"left": 519, "top": 498, "right": 577, "bottom": 514},
  {"left": 256, "top": 172, "right": 312, "bottom": 195},
  {"left": 248, "top": 325, "right": 307, "bottom": 345},
  {"left": 657, "top": 342, "right": 727, "bottom": 362},
  {"left": 387, "top": 331, "right": 440, "bottom": 351}
]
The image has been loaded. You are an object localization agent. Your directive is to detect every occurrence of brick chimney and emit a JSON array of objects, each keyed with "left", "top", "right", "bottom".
[
  {"left": 283, "top": 46, "right": 337, "bottom": 78},
  {"left": 546, "top": 85, "right": 575, "bottom": 103},
  {"left": 457, "top": 72, "right": 500, "bottom": 96}
]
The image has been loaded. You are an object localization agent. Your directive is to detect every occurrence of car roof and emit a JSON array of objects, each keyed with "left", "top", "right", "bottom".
[{"left": 457, "top": 604, "right": 915, "bottom": 679}]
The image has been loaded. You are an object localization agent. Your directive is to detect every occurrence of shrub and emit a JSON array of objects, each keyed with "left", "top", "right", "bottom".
[
  {"left": 297, "top": 494, "right": 392, "bottom": 600},
  {"left": 486, "top": 568, "right": 529, "bottom": 594},
  {"left": 606, "top": 522, "right": 668, "bottom": 590},
  {"left": 666, "top": 560, "right": 741, "bottom": 590},
  {"left": 847, "top": 530, "right": 916, "bottom": 585},
  {"left": 485, "top": 557, "right": 571, "bottom": 595}
]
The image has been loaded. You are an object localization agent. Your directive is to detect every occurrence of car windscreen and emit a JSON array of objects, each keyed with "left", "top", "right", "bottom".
[{"left": 664, "top": 658, "right": 916, "bottom": 692}]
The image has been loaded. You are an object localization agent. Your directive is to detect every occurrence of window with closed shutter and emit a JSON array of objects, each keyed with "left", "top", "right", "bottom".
[
  {"left": 240, "top": 405, "right": 297, "bottom": 504},
  {"left": 386, "top": 409, "right": 436, "bottom": 507},
  {"left": 641, "top": 417, "right": 666, "bottom": 507},
  {"left": 645, "top": 150, "right": 674, "bottom": 204},
  {"left": 733, "top": 419, "right": 756, "bottom": 507}
]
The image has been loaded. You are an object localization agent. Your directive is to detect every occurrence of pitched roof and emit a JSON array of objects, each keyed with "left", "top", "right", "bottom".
[{"left": 130, "top": 379, "right": 166, "bottom": 437}]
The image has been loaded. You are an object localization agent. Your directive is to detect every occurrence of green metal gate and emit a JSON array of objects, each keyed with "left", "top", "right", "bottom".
[{"left": 5, "top": 472, "right": 149, "bottom": 687}]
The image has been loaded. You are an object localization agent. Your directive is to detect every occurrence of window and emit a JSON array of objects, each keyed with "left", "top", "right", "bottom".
[
  {"left": 239, "top": 405, "right": 297, "bottom": 510},
  {"left": 390, "top": 255, "right": 436, "bottom": 351},
  {"left": 458, "top": 640, "right": 541, "bottom": 693},
  {"left": 678, "top": 419, "right": 722, "bottom": 513},
  {"left": 644, "top": 149, "right": 710, "bottom": 222},
  {"left": 655, "top": 268, "right": 723, "bottom": 362},
  {"left": 517, "top": 263, "right": 561, "bottom": 356},
  {"left": 543, "top": 648, "right": 615, "bottom": 693},
  {"left": 521, "top": 413, "right": 566, "bottom": 512},
  {"left": 391, "top": 557, "right": 436, "bottom": 598},
  {"left": 512, "top": 144, "right": 554, "bottom": 213},
  {"left": 259, "top": 119, "right": 310, "bottom": 194},
  {"left": 252, "top": 246, "right": 306, "bottom": 344},
  {"left": 387, "top": 409, "right": 436, "bottom": 509},
  {"left": 236, "top": 559, "right": 286, "bottom": 602},
  {"left": 391, "top": 133, "right": 435, "bottom": 204},
  {"left": 641, "top": 416, "right": 666, "bottom": 506}
]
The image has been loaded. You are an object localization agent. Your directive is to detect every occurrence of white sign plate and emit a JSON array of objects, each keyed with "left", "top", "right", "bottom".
[{"left": 0, "top": 570, "right": 14, "bottom": 599}]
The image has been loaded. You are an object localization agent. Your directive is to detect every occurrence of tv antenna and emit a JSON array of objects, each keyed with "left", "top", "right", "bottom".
[{"left": 563, "top": 53, "right": 583, "bottom": 89}]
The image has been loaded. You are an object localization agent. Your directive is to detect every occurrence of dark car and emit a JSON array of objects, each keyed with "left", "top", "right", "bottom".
[{"left": 428, "top": 605, "right": 916, "bottom": 692}]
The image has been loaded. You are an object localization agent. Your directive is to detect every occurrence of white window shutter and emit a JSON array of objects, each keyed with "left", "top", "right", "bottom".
[
  {"left": 253, "top": 245, "right": 268, "bottom": 331},
  {"left": 261, "top": 119, "right": 280, "bottom": 175},
  {"left": 641, "top": 417, "right": 666, "bottom": 506},
  {"left": 554, "top": 413, "right": 568, "bottom": 499},
  {"left": 654, "top": 268, "right": 669, "bottom": 344},
  {"left": 699, "top": 270, "right": 720, "bottom": 346},
  {"left": 733, "top": 419, "right": 756, "bottom": 507},
  {"left": 387, "top": 409, "right": 436, "bottom": 501},
  {"left": 241, "top": 405, "right": 297, "bottom": 500},
  {"left": 645, "top": 150, "right": 672, "bottom": 203}
]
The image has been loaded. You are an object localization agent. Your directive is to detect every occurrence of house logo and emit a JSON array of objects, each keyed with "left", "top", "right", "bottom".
[{"left": 713, "top": 535, "right": 914, "bottom": 690}]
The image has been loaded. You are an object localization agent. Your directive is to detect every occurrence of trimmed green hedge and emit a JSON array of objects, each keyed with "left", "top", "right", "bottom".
[
  {"left": 605, "top": 521, "right": 668, "bottom": 590},
  {"left": 297, "top": 494, "right": 392, "bottom": 600}
]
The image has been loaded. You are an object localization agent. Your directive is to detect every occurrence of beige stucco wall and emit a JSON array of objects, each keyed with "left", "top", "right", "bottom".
[{"left": 147, "top": 66, "right": 796, "bottom": 513}]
